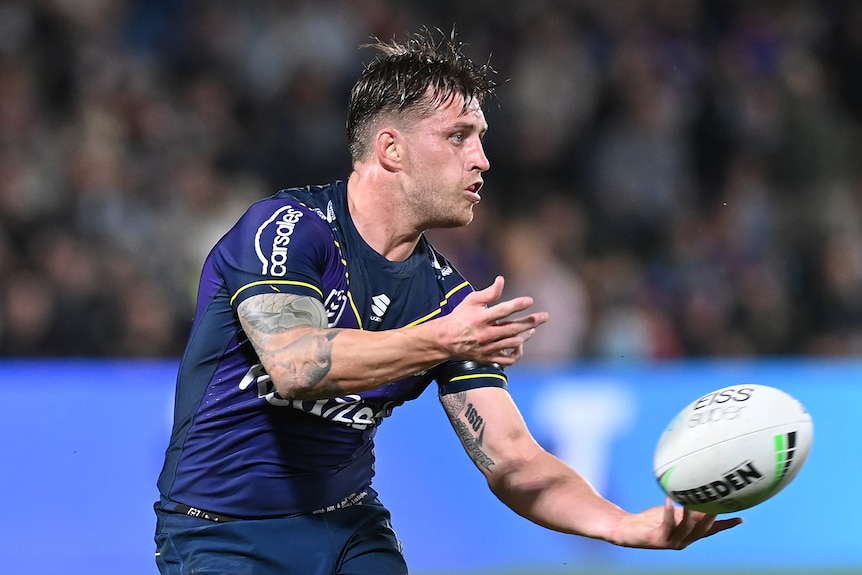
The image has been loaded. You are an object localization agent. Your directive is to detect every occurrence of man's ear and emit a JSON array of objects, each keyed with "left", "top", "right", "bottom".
[{"left": 374, "top": 128, "right": 403, "bottom": 172}]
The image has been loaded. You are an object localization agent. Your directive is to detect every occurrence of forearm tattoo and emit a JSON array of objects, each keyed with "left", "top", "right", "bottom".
[
  {"left": 238, "top": 294, "right": 343, "bottom": 398},
  {"left": 441, "top": 392, "right": 495, "bottom": 472}
]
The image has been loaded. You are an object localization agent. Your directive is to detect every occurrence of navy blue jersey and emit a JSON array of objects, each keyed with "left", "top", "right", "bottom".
[{"left": 156, "top": 180, "right": 507, "bottom": 518}]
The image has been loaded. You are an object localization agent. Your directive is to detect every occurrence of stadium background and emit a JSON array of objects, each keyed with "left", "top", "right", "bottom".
[{"left": 0, "top": 1, "right": 859, "bottom": 574}]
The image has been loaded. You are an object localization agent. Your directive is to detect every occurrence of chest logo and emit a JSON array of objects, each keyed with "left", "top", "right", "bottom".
[{"left": 370, "top": 293, "right": 391, "bottom": 322}]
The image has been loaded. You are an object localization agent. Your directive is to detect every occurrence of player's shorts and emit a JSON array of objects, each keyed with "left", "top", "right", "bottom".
[{"left": 154, "top": 497, "right": 407, "bottom": 575}]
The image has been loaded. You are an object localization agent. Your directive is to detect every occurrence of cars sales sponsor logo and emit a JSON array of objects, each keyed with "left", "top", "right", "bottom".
[{"left": 255, "top": 206, "right": 304, "bottom": 276}]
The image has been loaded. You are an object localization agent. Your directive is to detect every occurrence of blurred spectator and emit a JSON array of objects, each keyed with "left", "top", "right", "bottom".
[
  {"left": 587, "top": 27, "right": 697, "bottom": 255},
  {"left": 1, "top": 270, "right": 59, "bottom": 356},
  {"left": 505, "top": 4, "right": 599, "bottom": 182},
  {"left": 497, "top": 216, "right": 589, "bottom": 362}
]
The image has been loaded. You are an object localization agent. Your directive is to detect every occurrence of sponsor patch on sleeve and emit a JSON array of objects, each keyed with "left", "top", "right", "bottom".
[{"left": 254, "top": 205, "right": 305, "bottom": 277}]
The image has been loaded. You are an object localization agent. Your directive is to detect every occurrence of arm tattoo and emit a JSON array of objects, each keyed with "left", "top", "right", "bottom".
[
  {"left": 239, "top": 293, "right": 327, "bottom": 332},
  {"left": 441, "top": 392, "right": 495, "bottom": 472},
  {"left": 238, "top": 293, "right": 343, "bottom": 398}
]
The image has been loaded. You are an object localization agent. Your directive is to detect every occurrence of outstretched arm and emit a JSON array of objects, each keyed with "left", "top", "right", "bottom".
[
  {"left": 439, "top": 386, "right": 743, "bottom": 549},
  {"left": 238, "top": 276, "right": 548, "bottom": 400}
]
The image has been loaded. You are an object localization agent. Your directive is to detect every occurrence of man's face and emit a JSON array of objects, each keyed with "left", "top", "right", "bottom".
[{"left": 398, "top": 94, "right": 490, "bottom": 229}]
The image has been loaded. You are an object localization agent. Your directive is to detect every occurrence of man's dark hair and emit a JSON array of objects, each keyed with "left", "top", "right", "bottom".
[{"left": 346, "top": 27, "right": 497, "bottom": 162}]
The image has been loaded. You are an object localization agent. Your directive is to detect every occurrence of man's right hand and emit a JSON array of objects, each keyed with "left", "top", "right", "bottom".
[{"left": 435, "top": 276, "right": 549, "bottom": 366}]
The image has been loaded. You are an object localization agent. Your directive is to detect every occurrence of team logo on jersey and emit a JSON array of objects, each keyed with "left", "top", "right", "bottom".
[
  {"left": 428, "top": 249, "right": 453, "bottom": 277},
  {"left": 311, "top": 201, "right": 336, "bottom": 224},
  {"left": 254, "top": 206, "right": 304, "bottom": 276},
  {"left": 324, "top": 288, "right": 347, "bottom": 326},
  {"left": 370, "top": 293, "right": 390, "bottom": 322}
]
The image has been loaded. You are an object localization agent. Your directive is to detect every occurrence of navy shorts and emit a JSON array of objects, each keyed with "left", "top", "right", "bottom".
[{"left": 154, "top": 498, "right": 407, "bottom": 575}]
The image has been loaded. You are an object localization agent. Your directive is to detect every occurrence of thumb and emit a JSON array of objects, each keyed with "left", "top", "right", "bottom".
[{"left": 471, "top": 275, "right": 505, "bottom": 306}]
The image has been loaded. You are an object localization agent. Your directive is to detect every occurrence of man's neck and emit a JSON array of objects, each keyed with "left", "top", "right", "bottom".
[{"left": 346, "top": 171, "right": 421, "bottom": 262}]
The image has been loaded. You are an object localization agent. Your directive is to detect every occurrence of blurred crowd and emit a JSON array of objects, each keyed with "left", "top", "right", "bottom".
[{"left": 2, "top": 0, "right": 862, "bottom": 360}]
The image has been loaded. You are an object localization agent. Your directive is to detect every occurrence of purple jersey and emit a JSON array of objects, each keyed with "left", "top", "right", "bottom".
[{"left": 156, "top": 180, "right": 507, "bottom": 518}]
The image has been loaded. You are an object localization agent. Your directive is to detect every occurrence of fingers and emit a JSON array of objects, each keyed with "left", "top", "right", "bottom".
[
  {"left": 486, "top": 296, "right": 540, "bottom": 323},
  {"left": 620, "top": 500, "right": 742, "bottom": 550},
  {"left": 447, "top": 276, "right": 549, "bottom": 364},
  {"left": 661, "top": 497, "right": 675, "bottom": 541},
  {"left": 470, "top": 277, "right": 545, "bottom": 324},
  {"left": 487, "top": 309, "right": 549, "bottom": 353},
  {"left": 485, "top": 334, "right": 528, "bottom": 366},
  {"left": 494, "top": 315, "right": 548, "bottom": 339},
  {"left": 662, "top": 499, "right": 743, "bottom": 550},
  {"left": 469, "top": 276, "right": 505, "bottom": 306},
  {"left": 702, "top": 516, "right": 744, "bottom": 538},
  {"left": 677, "top": 510, "right": 715, "bottom": 549},
  {"left": 666, "top": 503, "right": 699, "bottom": 549},
  {"left": 488, "top": 345, "right": 522, "bottom": 365},
  {"left": 675, "top": 512, "right": 744, "bottom": 549},
  {"left": 463, "top": 276, "right": 550, "bottom": 328}
]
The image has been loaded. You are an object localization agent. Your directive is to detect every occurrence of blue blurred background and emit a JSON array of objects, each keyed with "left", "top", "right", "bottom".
[
  {"left": 1, "top": 1, "right": 861, "bottom": 573},
  {"left": 0, "top": 359, "right": 856, "bottom": 574}
]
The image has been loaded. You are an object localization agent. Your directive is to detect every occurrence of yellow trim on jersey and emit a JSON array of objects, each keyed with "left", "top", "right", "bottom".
[
  {"left": 346, "top": 290, "right": 364, "bottom": 330},
  {"left": 448, "top": 373, "right": 508, "bottom": 384},
  {"left": 405, "top": 308, "right": 442, "bottom": 327},
  {"left": 403, "top": 280, "right": 472, "bottom": 327},
  {"left": 329, "top": 236, "right": 364, "bottom": 329},
  {"left": 336, "top": 243, "right": 350, "bottom": 262},
  {"left": 230, "top": 280, "right": 323, "bottom": 306},
  {"left": 445, "top": 280, "right": 471, "bottom": 300}
]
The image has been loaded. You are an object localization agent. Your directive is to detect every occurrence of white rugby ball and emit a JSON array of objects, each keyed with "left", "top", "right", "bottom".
[{"left": 654, "top": 384, "right": 813, "bottom": 514}]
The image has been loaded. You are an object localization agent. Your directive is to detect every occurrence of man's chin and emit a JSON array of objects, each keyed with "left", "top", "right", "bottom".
[{"left": 440, "top": 213, "right": 474, "bottom": 229}]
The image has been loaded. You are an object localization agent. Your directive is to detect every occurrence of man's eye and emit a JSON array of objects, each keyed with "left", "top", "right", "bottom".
[{"left": 451, "top": 133, "right": 464, "bottom": 143}]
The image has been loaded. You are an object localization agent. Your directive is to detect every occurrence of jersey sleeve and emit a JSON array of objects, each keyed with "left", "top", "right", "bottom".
[
  {"left": 435, "top": 360, "right": 508, "bottom": 396},
  {"left": 213, "top": 198, "right": 335, "bottom": 311}
]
